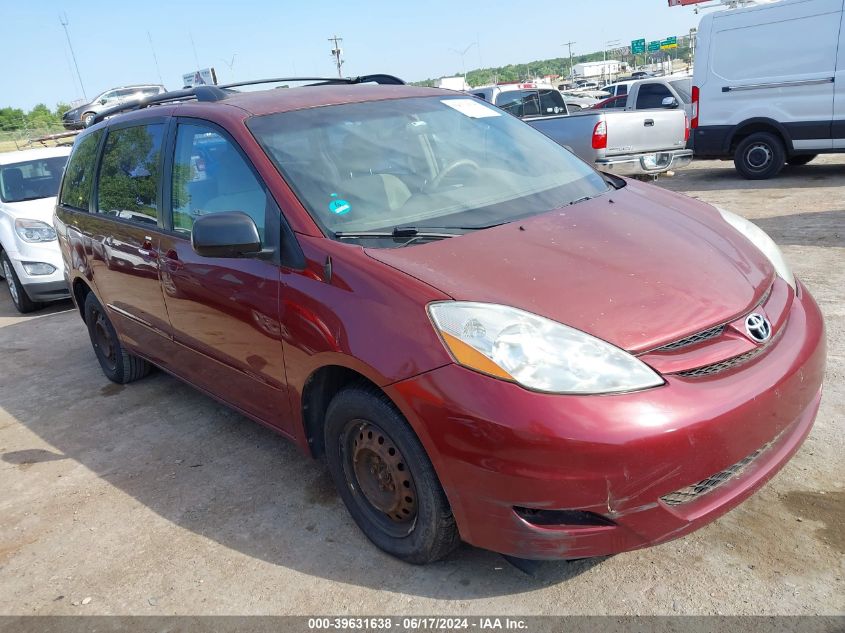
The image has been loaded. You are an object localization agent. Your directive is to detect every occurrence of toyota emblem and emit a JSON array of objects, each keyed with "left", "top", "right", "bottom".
[{"left": 745, "top": 313, "right": 772, "bottom": 343}]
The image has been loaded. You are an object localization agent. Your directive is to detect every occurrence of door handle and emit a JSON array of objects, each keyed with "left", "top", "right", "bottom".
[{"left": 644, "top": 119, "right": 655, "bottom": 127}]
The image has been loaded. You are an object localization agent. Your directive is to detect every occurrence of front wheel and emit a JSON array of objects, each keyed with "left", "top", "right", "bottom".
[
  {"left": 734, "top": 132, "right": 785, "bottom": 180},
  {"left": 324, "top": 386, "right": 460, "bottom": 564},
  {"left": 82, "top": 112, "right": 96, "bottom": 128},
  {"left": 84, "top": 292, "right": 151, "bottom": 383}
]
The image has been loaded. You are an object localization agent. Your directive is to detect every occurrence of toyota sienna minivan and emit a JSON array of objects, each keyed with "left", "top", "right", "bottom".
[{"left": 55, "top": 77, "right": 826, "bottom": 564}]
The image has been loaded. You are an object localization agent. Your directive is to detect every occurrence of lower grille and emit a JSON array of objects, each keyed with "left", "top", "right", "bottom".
[{"left": 660, "top": 434, "right": 778, "bottom": 506}]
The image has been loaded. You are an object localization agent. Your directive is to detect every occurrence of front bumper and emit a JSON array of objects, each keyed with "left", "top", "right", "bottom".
[
  {"left": 387, "top": 281, "right": 825, "bottom": 559},
  {"left": 596, "top": 149, "right": 693, "bottom": 175},
  {"left": 5, "top": 241, "right": 69, "bottom": 302}
]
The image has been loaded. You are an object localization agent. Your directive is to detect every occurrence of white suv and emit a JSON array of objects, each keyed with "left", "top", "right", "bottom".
[{"left": 0, "top": 146, "right": 72, "bottom": 312}]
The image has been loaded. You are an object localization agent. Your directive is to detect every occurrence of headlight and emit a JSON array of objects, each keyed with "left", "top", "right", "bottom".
[
  {"left": 14, "top": 219, "right": 57, "bottom": 243},
  {"left": 716, "top": 207, "right": 795, "bottom": 290},
  {"left": 427, "top": 302, "right": 664, "bottom": 394}
]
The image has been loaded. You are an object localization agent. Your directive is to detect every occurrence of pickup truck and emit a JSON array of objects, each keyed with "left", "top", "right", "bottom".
[
  {"left": 526, "top": 109, "right": 693, "bottom": 176},
  {"left": 471, "top": 85, "right": 692, "bottom": 176}
]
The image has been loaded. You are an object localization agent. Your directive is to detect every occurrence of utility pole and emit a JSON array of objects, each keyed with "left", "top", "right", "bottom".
[
  {"left": 562, "top": 41, "right": 576, "bottom": 83},
  {"left": 328, "top": 35, "right": 344, "bottom": 77},
  {"left": 59, "top": 13, "right": 86, "bottom": 101}
]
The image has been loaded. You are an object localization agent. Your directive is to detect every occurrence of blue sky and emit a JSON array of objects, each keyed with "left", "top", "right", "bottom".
[{"left": 5, "top": 0, "right": 701, "bottom": 110}]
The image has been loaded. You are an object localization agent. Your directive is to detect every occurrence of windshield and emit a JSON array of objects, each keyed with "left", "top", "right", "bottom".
[
  {"left": 0, "top": 156, "right": 68, "bottom": 203},
  {"left": 248, "top": 96, "right": 609, "bottom": 246}
]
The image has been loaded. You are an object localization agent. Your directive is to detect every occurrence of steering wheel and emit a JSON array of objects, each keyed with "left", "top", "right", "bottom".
[{"left": 427, "top": 158, "right": 480, "bottom": 191}]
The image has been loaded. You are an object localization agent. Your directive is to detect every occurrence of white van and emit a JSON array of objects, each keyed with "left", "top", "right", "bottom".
[{"left": 692, "top": 0, "right": 844, "bottom": 179}]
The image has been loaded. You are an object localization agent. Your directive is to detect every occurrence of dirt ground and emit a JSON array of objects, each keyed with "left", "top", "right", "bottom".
[{"left": 0, "top": 156, "right": 843, "bottom": 616}]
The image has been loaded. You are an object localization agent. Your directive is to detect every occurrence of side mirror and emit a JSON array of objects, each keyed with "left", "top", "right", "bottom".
[
  {"left": 661, "top": 96, "right": 679, "bottom": 108},
  {"left": 100, "top": 98, "right": 108, "bottom": 105},
  {"left": 191, "top": 212, "right": 263, "bottom": 258}
]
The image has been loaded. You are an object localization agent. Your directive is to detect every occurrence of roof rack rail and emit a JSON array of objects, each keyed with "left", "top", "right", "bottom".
[
  {"left": 216, "top": 74, "right": 406, "bottom": 90},
  {"left": 92, "top": 85, "right": 230, "bottom": 125},
  {"left": 90, "top": 74, "right": 406, "bottom": 127}
]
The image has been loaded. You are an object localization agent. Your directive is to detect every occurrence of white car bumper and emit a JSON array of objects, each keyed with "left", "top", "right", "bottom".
[
  {"left": 596, "top": 149, "right": 694, "bottom": 176},
  {"left": 4, "top": 239, "right": 69, "bottom": 302}
]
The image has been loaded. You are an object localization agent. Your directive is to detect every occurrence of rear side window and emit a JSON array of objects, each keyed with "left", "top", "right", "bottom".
[
  {"left": 96, "top": 123, "right": 164, "bottom": 225},
  {"left": 170, "top": 123, "right": 267, "bottom": 239},
  {"left": 617, "top": 84, "right": 628, "bottom": 96},
  {"left": 495, "top": 90, "right": 540, "bottom": 117},
  {"left": 538, "top": 90, "right": 567, "bottom": 115},
  {"left": 636, "top": 83, "right": 673, "bottom": 109},
  {"left": 60, "top": 130, "right": 103, "bottom": 211}
]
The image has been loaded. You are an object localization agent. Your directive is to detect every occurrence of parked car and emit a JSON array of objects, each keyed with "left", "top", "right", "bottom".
[
  {"left": 526, "top": 107, "right": 692, "bottom": 175},
  {"left": 56, "top": 78, "right": 825, "bottom": 565},
  {"left": 471, "top": 83, "right": 569, "bottom": 117},
  {"left": 559, "top": 91, "right": 602, "bottom": 112},
  {"left": 631, "top": 71, "right": 653, "bottom": 80},
  {"left": 62, "top": 85, "right": 166, "bottom": 129},
  {"left": 0, "top": 146, "right": 72, "bottom": 312},
  {"left": 472, "top": 85, "right": 689, "bottom": 175},
  {"left": 692, "top": 0, "right": 844, "bottom": 178},
  {"left": 590, "top": 94, "right": 628, "bottom": 110}
]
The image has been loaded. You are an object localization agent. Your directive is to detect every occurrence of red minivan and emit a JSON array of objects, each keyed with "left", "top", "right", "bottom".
[{"left": 55, "top": 77, "right": 826, "bottom": 564}]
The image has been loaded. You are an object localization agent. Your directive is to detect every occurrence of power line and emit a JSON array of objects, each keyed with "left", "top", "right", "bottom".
[
  {"left": 328, "top": 35, "right": 344, "bottom": 78},
  {"left": 59, "top": 13, "right": 86, "bottom": 101},
  {"left": 147, "top": 31, "right": 165, "bottom": 87}
]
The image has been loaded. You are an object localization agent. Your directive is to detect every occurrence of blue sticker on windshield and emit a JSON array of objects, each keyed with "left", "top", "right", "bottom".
[{"left": 329, "top": 195, "right": 351, "bottom": 215}]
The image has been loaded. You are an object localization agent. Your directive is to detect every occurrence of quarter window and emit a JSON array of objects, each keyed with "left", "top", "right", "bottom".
[
  {"left": 60, "top": 130, "right": 103, "bottom": 211},
  {"left": 96, "top": 123, "right": 164, "bottom": 225},
  {"left": 171, "top": 123, "right": 267, "bottom": 238}
]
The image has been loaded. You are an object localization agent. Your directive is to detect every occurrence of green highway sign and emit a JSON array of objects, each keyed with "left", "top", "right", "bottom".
[
  {"left": 648, "top": 40, "right": 661, "bottom": 52},
  {"left": 631, "top": 38, "right": 646, "bottom": 54},
  {"left": 661, "top": 36, "right": 678, "bottom": 50}
]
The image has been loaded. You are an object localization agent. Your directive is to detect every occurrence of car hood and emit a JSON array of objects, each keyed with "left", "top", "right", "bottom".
[
  {"left": 365, "top": 181, "right": 774, "bottom": 352},
  {"left": 2, "top": 197, "right": 58, "bottom": 223}
]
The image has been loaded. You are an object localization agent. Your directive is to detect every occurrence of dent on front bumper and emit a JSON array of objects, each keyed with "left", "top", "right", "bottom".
[
  {"left": 386, "top": 281, "right": 826, "bottom": 559},
  {"left": 597, "top": 149, "right": 693, "bottom": 176}
]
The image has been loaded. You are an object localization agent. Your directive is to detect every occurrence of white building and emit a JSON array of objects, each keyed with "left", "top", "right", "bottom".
[{"left": 572, "top": 60, "right": 624, "bottom": 79}]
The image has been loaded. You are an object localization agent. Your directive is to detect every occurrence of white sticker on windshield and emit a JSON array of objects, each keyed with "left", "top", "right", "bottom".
[{"left": 441, "top": 98, "right": 501, "bottom": 118}]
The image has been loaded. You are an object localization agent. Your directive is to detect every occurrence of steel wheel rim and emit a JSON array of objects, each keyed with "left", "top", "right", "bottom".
[
  {"left": 3, "top": 260, "right": 19, "bottom": 305},
  {"left": 746, "top": 143, "right": 772, "bottom": 170},
  {"left": 92, "top": 308, "right": 117, "bottom": 371},
  {"left": 342, "top": 419, "right": 418, "bottom": 538}
]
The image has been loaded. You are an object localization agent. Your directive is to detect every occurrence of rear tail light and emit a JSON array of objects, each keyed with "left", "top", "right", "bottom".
[
  {"left": 592, "top": 120, "right": 608, "bottom": 149},
  {"left": 691, "top": 85, "right": 700, "bottom": 129},
  {"left": 684, "top": 114, "right": 690, "bottom": 142}
]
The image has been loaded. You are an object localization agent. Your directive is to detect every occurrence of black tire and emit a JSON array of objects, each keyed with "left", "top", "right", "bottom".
[
  {"left": 84, "top": 292, "right": 151, "bottom": 384},
  {"left": 324, "top": 385, "right": 460, "bottom": 564},
  {"left": 1, "top": 251, "right": 41, "bottom": 314},
  {"left": 787, "top": 154, "right": 817, "bottom": 167},
  {"left": 82, "top": 112, "right": 96, "bottom": 128},
  {"left": 734, "top": 132, "right": 785, "bottom": 180}
]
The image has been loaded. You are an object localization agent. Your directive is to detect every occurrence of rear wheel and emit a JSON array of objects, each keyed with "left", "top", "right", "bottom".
[
  {"left": 1, "top": 251, "right": 41, "bottom": 313},
  {"left": 84, "top": 292, "right": 151, "bottom": 383},
  {"left": 786, "top": 154, "right": 817, "bottom": 166},
  {"left": 324, "top": 385, "right": 460, "bottom": 564},
  {"left": 734, "top": 132, "right": 785, "bottom": 180}
]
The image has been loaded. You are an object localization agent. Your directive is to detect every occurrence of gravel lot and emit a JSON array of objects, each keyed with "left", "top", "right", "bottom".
[{"left": 0, "top": 156, "right": 843, "bottom": 617}]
